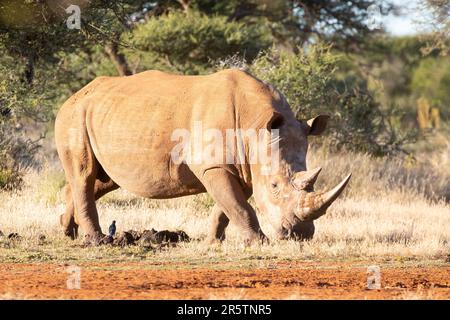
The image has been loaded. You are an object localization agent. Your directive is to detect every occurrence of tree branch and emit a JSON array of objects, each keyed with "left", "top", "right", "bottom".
[{"left": 104, "top": 41, "right": 132, "bottom": 76}]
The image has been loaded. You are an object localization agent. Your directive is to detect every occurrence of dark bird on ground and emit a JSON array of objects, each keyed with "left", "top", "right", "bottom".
[{"left": 109, "top": 221, "right": 116, "bottom": 237}]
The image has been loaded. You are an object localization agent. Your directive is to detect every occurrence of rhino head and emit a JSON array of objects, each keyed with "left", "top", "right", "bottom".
[{"left": 251, "top": 112, "right": 351, "bottom": 240}]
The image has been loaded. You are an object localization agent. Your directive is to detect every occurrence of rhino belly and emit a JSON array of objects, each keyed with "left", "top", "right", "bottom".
[
  {"left": 93, "top": 142, "right": 203, "bottom": 198},
  {"left": 86, "top": 103, "right": 203, "bottom": 199}
]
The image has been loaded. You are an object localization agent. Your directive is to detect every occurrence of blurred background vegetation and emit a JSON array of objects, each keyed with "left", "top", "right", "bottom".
[{"left": 0, "top": 0, "right": 448, "bottom": 190}]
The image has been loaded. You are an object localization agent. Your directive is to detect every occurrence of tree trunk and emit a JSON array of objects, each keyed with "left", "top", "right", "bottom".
[
  {"left": 177, "top": 0, "right": 190, "bottom": 14},
  {"left": 104, "top": 42, "right": 132, "bottom": 76},
  {"left": 21, "top": 53, "right": 35, "bottom": 84}
]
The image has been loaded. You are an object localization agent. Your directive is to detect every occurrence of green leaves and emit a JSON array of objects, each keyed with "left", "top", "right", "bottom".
[
  {"left": 126, "top": 10, "right": 271, "bottom": 74},
  {"left": 250, "top": 44, "right": 338, "bottom": 118},
  {"left": 411, "top": 56, "right": 450, "bottom": 115},
  {"left": 249, "top": 44, "right": 410, "bottom": 155}
]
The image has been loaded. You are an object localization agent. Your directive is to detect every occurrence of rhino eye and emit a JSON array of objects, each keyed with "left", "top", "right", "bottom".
[{"left": 271, "top": 182, "right": 278, "bottom": 189}]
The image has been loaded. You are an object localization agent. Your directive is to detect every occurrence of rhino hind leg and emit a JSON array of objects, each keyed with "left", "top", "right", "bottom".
[
  {"left": 60, "top": 165, "right": 119, "bottom": 240},
  {"left": 60, "top": 184, "right": 78, "bottom": 239},
  {"left": 60, "top": 177, "right": 119, "bottom": 239},
  {"left": 207, "top": 204, "right": 230, "bottom": 243},
  {"left": 57, "top": 125, "right": 113, "bottom": 244}
]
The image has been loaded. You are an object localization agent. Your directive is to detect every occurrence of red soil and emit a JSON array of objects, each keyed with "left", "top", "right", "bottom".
[{"left": 0, "top": 262, "right": 449, "bottom": 299}]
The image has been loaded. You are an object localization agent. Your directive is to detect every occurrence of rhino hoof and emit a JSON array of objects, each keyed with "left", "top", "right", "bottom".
[
  {"left": 61, "top": 214, "right": 79, "bottom": 240},
  {"left": 64, "top": 227, "right": 79, "bottom": 240}
]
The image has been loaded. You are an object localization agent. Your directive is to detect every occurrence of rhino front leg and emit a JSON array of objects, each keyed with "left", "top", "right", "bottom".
[
  {"left": 201, "top": 168, "right": 267, "bottom": 244},
  {"left": 207, "top": 204, "right": 229, "bottom": 243}
]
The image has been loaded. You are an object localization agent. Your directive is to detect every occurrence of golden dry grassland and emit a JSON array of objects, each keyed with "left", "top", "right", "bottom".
[{"left": 0, "top": 139, "right": 449, "bottom": 265}]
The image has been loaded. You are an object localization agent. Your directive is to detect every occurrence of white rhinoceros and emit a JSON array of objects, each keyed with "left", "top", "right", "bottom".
[{"left": 55, "top": 69, "right": 350, "bottom": 244}]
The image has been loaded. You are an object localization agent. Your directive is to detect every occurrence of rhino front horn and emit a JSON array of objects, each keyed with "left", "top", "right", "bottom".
[{"left": 296, "top": 173, "right": 352, "bottom": 221}]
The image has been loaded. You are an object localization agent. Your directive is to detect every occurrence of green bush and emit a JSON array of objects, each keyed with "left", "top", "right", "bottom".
[
  {"left": 250, "top": 45, "right": 339, "bottom": 118},
  {"left": 192, "top": 193, "right": 215, "bottom": 211},
  {"left": 0, "top": 123, "right": 37, "bottom": 191},
  {"left": 411, "top": 56, "right": 450, "bottom": 118},
  {"left": 0, "top": 167, "right": 22, "bottom": 190},
  {"left": 125, "top": 10, "right": 271, "bottom": 74},
  {"left": 248, "top": 44, "right": 411, "bottom": 155}
]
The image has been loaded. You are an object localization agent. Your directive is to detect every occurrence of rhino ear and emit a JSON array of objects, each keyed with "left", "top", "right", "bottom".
[
  {"left": 266, "top": 112, "right": 284, "bottom": 131},
  {"left": 306, "top": 115, "right": 329, "bottom": 136}
]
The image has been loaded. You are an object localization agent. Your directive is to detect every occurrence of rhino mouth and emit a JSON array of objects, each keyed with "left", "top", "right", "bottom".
[{"left": 279, "top": 219, "right": 315, "bottom": 240}]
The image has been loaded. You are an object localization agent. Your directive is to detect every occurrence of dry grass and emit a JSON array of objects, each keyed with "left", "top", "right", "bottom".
[{"left": 0, "top": 143, "right": 449, "bottom": 264}]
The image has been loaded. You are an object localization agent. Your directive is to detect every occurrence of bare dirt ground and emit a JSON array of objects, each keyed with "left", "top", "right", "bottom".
[{"left": 1, "top": 262, "right": 449, "bottom": 299}]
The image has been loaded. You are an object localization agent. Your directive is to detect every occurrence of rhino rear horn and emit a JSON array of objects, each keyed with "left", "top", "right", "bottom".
[{"left": 292, "top": 167, "right": 322, "bottom": 190}]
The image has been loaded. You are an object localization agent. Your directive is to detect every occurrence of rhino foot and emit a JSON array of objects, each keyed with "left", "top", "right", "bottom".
[{"left": 60, "top": 214, "right": 79, "bottom": 240}]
